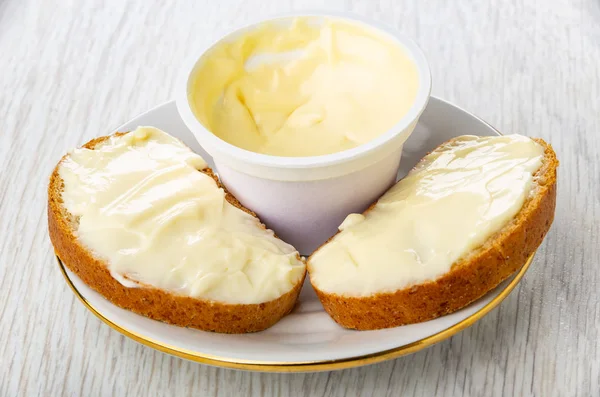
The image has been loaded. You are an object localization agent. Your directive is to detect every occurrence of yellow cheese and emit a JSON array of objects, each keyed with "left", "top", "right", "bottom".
[
  {"left": 189, "top": 17, "right": 419, "bottom": 157},
  {"left": 59, "top": 127, "right": 305, "bottom": 304},
  {"left": 308, "top": 135, "right": 544, "bottom": 296}
]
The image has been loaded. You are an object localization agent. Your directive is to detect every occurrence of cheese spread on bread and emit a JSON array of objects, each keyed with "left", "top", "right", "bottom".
[
  {"left": 308, "top": 135, "right": 544, "bottom": 296},
  {"left": 58, "top": 126, "right": 305, "bottom": 304}
]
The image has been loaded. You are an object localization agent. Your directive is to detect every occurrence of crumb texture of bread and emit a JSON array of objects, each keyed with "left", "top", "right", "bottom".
[
  {"left": 308, "top": 137, "right": 558, "bottom": 330},
  {"left": 48, "top": 133, "right": 305, "bottom": 334}
]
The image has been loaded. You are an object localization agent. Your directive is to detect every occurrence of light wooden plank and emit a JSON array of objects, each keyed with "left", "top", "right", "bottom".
[{"left": 1, "top": 0, "right": 598, "bottom": 395}]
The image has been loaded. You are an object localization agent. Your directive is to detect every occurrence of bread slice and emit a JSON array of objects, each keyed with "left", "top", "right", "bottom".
[
  {"left": 48, "top": 133, "right": 306, "bottom": 334},
  {"left": 307, "top": 137, "right": 558, "bottom": 330}
]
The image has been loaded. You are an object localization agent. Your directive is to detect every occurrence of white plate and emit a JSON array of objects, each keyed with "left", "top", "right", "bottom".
[{"left": 58, "top": 97, "right": 534, "bottom": 372}]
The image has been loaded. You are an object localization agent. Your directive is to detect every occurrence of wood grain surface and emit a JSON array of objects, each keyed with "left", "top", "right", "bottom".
[{"left": 1, "top": 0, "right": 599, "bottom": 396}]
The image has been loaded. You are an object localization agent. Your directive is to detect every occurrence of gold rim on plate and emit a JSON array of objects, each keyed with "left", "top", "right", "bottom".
[{"left": 57, "top": 254, "right": 534, "bottom": 372}]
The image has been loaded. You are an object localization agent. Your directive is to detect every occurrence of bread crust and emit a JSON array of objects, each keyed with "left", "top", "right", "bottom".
[
  {"left": 308, "top": 138, "right": 558, "bottom": 330},
  {"left": 48, "top": 133, "right": 305, "bottom": 334}
]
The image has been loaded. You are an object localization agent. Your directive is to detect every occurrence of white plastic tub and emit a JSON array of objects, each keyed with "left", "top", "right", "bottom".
[{"left": 176, "top": 12, "right": 431, "bottom": 254}]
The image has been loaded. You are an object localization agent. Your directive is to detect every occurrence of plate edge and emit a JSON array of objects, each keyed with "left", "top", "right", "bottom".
[{"left": 56, "top": 254, "right": 534, "bottom": 372}]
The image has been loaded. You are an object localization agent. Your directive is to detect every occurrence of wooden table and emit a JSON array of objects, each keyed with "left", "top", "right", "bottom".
[{"left": 2, "top": 0, "right": 599, "bottom": 395}]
